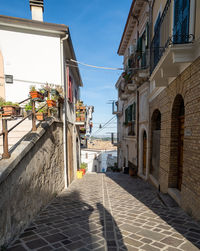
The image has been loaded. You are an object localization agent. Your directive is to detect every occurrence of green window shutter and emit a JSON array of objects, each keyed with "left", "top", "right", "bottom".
[
  {"left": 133, "top": 102, "right": 136, "bottom": 121},
  {"left": 128, "top": 59, "right": 132, "bottom": 68},
  {"left": 129, "top": 105, "right": 133, "bottom": 121},
  {"left": 125, "top": 108, "right": 128, "bottom": 124},
  {"left": 139, "top": 37, "right": 142, "bottom": 52},
  {"left": 145, "top": 23, "right": 149, "bottom": 48}
]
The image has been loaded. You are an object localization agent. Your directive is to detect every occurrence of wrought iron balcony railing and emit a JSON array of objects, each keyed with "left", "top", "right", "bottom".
[{"left": 150, "top": 0, "right": 194, "bottom": 74}]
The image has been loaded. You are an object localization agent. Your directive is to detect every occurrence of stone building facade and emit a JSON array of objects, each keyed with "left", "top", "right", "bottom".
[
  {"left": 149, "top": 57, "right": 200, "bottom": 219},
  {"left": 148, "top": 0, "right": 200, "bottom": 220},
  {"left": 115, "top": 0, "right": 200, "bottom": 220},
  {"left": 0, "top": 0, "right": 83, "bottom": 187},
  {"left": 115, "top": 0, "right": 150, "bottom": 177}
]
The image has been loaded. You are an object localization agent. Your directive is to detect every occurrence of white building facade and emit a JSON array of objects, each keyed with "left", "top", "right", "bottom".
[
  {"left": 0, "top": 0, "right": 83, "bottom": 187},
  {"left": 115, "top": 0, "right": 150, "bottom": 178}
]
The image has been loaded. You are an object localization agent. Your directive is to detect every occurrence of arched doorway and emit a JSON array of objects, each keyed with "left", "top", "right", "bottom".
[
  {"left": 67, "top": 124, "right": 74, "bottom": 185},
  {"left": 143, "top": 131, "right": 147, "bottom": 175},
  {"left": 169, "top": 95, "right": 185, "bottom": 191},
  {"left": 150, "top": 109, "right": 161, "bottom": 180}
]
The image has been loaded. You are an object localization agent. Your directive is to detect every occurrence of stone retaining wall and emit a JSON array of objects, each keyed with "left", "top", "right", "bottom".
[{"left": 0, "top": 119, "right": 64, "bottom": 247}]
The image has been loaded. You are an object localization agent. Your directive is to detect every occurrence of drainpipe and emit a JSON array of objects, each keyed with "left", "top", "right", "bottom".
[
  {"left": 136, "top": 89, "right": 139, "bottom": 173},
  {"left": 60, "top": 33, "right": 69, "bottom": 189}
]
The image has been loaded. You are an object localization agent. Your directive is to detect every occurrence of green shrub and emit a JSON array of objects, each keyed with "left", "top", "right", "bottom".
[
  {"left": 25, "top": 102, "right": 32, "bottom": 111},
  {"left": 80, "top": 162, "right": 87, "bottom": 170}
]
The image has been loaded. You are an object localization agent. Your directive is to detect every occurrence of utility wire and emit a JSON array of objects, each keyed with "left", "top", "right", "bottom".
[
  {"left": 93, "top": 117, "right": 116, "bottom": 135},
  {"left": 69, "top": 59, "right": 123, "bottom": 71},
  {"left": 0, "top": 76, "right": 58, "bottom": 86},
  {"left": 92, "top": 116, "right": 116, "bottom": 135}
]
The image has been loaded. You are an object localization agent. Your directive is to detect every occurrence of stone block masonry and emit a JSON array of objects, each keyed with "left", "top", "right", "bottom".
[{"left": 0, "top": 119, "right": 64, "bottom": 247}]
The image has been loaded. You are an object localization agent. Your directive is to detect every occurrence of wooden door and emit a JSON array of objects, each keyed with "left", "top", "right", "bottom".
[
  {"left": 67, "top": 126, "right": 74, "bottom": 185},
  {"left": 178, "top": 116, "right": 184, "bottom": 190},
  {"left": 151, "top": 130, "right": 160, "bottom": 180},
  {"left": 143, "top": 132, "right": 147, "bottom": 175}
]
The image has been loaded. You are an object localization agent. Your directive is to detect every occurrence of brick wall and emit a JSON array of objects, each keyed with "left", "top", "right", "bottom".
[{"left": 149, "top": 56, "right": 200, "bottom": 220}]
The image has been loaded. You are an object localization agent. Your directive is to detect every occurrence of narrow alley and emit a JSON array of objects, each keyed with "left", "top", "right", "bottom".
[{"left": 8, "top": 173, "right": 200, "bottom": 251}]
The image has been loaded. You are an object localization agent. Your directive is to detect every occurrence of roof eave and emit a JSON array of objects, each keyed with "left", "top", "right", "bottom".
[{"left": 117, "top": 0, "right": 136, "bottom": 55}]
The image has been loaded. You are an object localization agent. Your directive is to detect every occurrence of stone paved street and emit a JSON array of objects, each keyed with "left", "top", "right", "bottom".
[{"left": 7, "top": 173, "right": 200, "bottom": 251}]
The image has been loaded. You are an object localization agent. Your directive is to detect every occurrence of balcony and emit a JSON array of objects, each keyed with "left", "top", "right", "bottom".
[
  {"left": 123, "top": 49, "right": 149, "bottom": 87},
  {"left": 150, "top": 0, "right": 195, "bottom": 87},
  {"left": 75, "top": 101, "right": 86, "bottom": 126}
]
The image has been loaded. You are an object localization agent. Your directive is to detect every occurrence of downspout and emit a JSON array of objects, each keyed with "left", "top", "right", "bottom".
[
  {"left": 136, "top": 89, "right": 139, "bottom": 173},
  {"left": 60, "top": 33, "right": 69, "bottom": 189}
]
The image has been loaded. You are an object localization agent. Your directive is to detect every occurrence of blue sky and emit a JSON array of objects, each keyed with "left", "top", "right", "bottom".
[{"left": 0, "top": 0, "right": 131, "bottom": 137}]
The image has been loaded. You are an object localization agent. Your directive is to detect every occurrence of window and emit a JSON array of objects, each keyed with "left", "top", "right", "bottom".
[
  {"left": 173, "top": 0, "right": 190, "bottom": 43},
  {"left": 124, "top": 102, "right": 136, "bottom": 136},
  {"left": 125, "top": 102, "right": 136, "bottom": 124}
]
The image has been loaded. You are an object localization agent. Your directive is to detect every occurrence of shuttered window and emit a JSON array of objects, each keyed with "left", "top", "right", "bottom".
[
  {"left": 125, "top": 108, "right": 129, "bottom": 124},
  {"left": 125, "top": 102, "right": 136, "bottom": 124},
  {"left": 173, "top": 0, "right": 190, "bottom": 43},
  {"left": 133, "top": 102, "right": 136, "bottom": 121}
]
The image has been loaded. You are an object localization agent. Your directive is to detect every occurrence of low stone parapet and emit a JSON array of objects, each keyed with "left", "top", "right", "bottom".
[{"left": 0, "top": 118, "right": 64, "bottom": 247}]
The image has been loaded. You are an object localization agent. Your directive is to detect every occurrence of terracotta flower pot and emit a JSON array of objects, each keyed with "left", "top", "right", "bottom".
[
  {"left": 30, "top": 91, "right": 44, "bottom": 101},
  {"left": 47, "top": 100, "right": 56, "bottom": 107},
  {"left": 80, "top": 169, "right": 86, "bottom": 175},
  {"left": 3, "top": 105, "right": 18, "bottom": 116},
  {"left": 36, "top": 112, "right": 46, "bottom": 121},
  {"left": 80, "top": 106, "right": 86, "bottom": 110}
]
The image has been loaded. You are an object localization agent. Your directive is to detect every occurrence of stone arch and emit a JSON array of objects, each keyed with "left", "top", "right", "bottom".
[
  {"left": 169, "top": 94, "right": 185, "bottom": 190},
  {"left": 0, "top": 50, "right": 5, "bottom": 100},
  {"left": 138, "top": 124, "right": 149, "bottom": 179},
  {"left": 150, "top": 109, "right": 161, "bottom": 180}
]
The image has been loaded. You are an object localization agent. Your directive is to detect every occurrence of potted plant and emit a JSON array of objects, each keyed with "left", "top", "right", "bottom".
[
  {"left": 80, "top": 162, "right": 87, "bottom": 175},
  {"left": 29, "top": 85, "right": 44, "bottom": 101},
  {"left": 46, "top": 95, "right": 57, "bottom": 107},
  {"left": 80, "top": 126, "right": 86, "bottom": 134},
  {"left": 36, "top": 103, "right": 47, "bottom": 121},
  {"left": 0, "top": 97, "right": 5, "bottom": 115},
  {"left": 25, "top": 101, "right": 32, "bottom": 120},
  {"left": 76, "top": 115, "right": 81, "bottom": 122},
  {"left": 2, "top": 101, "right": 20, "bottom": 116}
]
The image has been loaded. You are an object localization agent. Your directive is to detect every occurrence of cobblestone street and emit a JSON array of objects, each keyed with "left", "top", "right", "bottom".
[{"left": 8, "top": 173, "right": 200, "bottom": 251}]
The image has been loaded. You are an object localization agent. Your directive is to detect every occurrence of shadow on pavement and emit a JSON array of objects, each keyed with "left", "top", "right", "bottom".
[
  {"left": 7, "top": 187, "right": 127, "bottom": 250},
  {"left": 105, "top": 172, "right": 200, "bottom": 250},
  {"left": 97, "top": 202, "right": 127, "bottom": 250}
]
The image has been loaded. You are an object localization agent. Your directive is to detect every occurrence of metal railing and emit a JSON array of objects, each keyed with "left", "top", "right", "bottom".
[
  {"left": 0, "top": 98, "right": 62, "bottom": 159},
  {"left": 150, "top": 0, "right": 194, "bottom": 74},
  {"left": 125, "top": 50, "right": 149, "bottom": 79}
]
